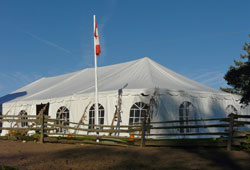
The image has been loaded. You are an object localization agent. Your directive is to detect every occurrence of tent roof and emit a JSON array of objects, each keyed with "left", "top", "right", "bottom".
[{"left": 2, "top": 57, "right": 221, "bottom": 102}]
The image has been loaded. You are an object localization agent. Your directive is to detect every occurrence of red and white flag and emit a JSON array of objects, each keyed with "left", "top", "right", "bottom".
[{"left": 94, "top": 18, "right": 101, "bottom": 56}]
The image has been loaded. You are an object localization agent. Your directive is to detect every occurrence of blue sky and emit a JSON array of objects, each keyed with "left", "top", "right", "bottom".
[{"left": 0, "top": 0, "right": 250, "bottom": 97}]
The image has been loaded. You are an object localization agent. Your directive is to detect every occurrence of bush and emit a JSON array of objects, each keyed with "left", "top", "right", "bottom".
[{"left": 240, "top": 135, "right": 250, "bottom": 150}]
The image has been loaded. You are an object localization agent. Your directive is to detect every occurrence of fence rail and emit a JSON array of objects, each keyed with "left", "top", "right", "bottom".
[
  {"left": 0, "top": 113, "right": 250, "bottom": 150},
  {"left": 146, "top": 132, "right": 229, "bottom": 136},
  {"left": 150, "top": 118, "right": 229, "bottom": 124}
]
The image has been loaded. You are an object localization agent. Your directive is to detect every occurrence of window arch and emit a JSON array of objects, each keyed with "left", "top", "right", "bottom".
[
  {"left": 225, "top": 105, "right": 237, "bottom": 115},
  {"left": 129, "top": 102, "right": 149, "bottom": 125},
  {"left": 56, "top": 106, "right": 69, "bottom": 133},
  {"left": 179, "top": 101, "right": 198, "bottom": 133},
  {"left": 89, "top": 104, "right": 105, "bottom": 129},
  {"left": 19, "top": 110, "right": 28, "bottom": 127}
]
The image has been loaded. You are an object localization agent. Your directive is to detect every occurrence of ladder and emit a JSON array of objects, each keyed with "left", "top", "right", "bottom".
[
  {"left": 74, "top": 101, "right": 91, "bottom": 134},
  {"left": 109, "top": 88, "right": 123, "bottom": 136}
]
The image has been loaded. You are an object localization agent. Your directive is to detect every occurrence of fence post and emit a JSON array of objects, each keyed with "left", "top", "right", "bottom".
[
  {"left": 227, "top": 113, "right": 234, "bottom": 151},
  {"left": 40, "top": 113, "right": 44, "bottom": 143},
  {"left": 140, "top": 118, "right": 146, "bottom": 147}
]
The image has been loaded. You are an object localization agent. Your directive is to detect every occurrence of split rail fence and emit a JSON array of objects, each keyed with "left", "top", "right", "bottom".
[{"left": 0, "top": 113, "right": 250, "bottom": 151}]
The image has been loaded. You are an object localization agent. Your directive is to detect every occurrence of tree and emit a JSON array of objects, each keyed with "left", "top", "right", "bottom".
[{"left": 221, "top": 35, "right": 250, "bottom": 106}]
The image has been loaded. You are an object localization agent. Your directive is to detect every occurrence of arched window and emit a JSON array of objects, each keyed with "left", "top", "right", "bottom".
[
  {"left": 129, "top": 102, "right": 149, "bottom": 125},
  {"left": 89, "top": 104, "right": 105, "bottom": 129},
  {"left": 225, "top": 105, "right": 237, "bottom": 115},
  {"left": 19, "top": 110, "right": 28, "bottom": 127},
  {"left": 56, "top": 106, "right": 69, "bottom": 133},
  {"left": 179, "top": 101, "right": 198, "bottom": 133}
]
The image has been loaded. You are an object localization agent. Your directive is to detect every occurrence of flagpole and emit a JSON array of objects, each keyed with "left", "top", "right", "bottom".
[{"left": 93, "top": 15, "right": 99, "bottom": 139}]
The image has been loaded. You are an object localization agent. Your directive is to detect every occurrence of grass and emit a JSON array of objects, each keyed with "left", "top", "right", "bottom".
[
  {"left": 1, "top": 132, "right": 229, "bottom": 148},
  {"left": 0, "top": 165, "right": 18, "bottom": 170},
  {"left": 56, "top": 135, "right": 137, "bottom": 145},
  {"left": 53, "top": 135, "right": 226, "bottom": 147},
  {"left": 146, "top": 137, "right": 221, "bottom": 142}
]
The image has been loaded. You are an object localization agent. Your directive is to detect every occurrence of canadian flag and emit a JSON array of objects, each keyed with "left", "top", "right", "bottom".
[{"left": 94, "top": 18, "right": 101, "bottom": 56}]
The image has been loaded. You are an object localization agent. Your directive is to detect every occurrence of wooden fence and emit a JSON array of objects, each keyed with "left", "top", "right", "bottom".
[
  {"left": 0, "top": 113, "right": 250, "bottom": 150},
  {"left": 0, "top": 114, "right": 142, "bottom": 143}
]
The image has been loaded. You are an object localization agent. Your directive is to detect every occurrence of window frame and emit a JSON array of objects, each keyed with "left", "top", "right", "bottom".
[
  {"left": 179, "top": 101, "right": 198, "bottom": 133},
  {"left": 129, "top": 102, "right": 149, "bottom": 125},
  {"left": 19, "top": 110, "right": 28, "bottom": 128},
  {"left": 88, "top": 103, "right": 105, "bottom": 129},
  {"left": 225, "top": 105, "right": 238, "bottom": 115},
  {"left": 56, "top": 106, "right": 70, "bottom": 133}
]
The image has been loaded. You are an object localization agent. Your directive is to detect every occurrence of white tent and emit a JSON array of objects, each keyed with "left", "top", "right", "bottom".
[{"left": 1, "top": 57, "right": 249, "bottom": 136}]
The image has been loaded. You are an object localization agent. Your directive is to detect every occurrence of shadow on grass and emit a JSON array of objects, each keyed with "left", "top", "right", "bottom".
[{"left": 1, "top": 142, "right": 250, "bottom": 170}]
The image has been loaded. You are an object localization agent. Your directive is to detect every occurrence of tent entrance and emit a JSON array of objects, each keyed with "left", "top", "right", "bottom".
[{"left": 36, "top": 103, "right": 49, "bottom": 116}]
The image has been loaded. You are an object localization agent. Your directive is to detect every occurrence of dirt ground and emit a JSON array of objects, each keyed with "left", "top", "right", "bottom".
[{"left": 0, "top": 140, "right": 250, "bottom": 170}]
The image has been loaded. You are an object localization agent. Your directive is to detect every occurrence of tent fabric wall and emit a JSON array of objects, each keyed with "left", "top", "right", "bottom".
[
  {"left": 2, "top": 88, "right": 250, "bottom": 137},
  {"left": 1, "top": 57, "right": 250, "bottom": 137}
]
